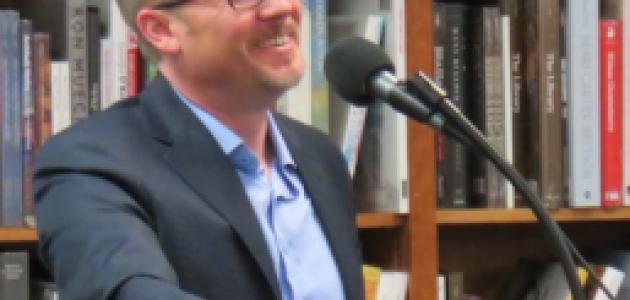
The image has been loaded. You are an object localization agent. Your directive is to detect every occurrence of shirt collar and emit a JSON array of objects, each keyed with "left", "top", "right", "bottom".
[{"left": 175, "top": 90, "right": 297, "bottom": 172}]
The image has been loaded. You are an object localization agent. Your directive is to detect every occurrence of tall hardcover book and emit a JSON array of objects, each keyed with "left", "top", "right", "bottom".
[
  {"left": 623, "top": 0, "right": 630, "bottom": 206},
  {"left": 508, "top": 0, "right": 527, "bottom": 207},
  {"left": 523, "top": 0, "right": 563, "bottom": 209},
  {"left": 33, "top": 33, "right": 52, "bottom": 153},
  {"left": 469, "top": 6, "right": 507, "bottom": 208},
  {"left": 600, "top": 19, "right": 623, "bottom": 208},
  {"left": 500, "top": 0, "right": 515, "bottom": 208},
  {"left": 67, "top": 0, "right": 89, "bottom": 122},
  {"left": 308, "top": 0, "right": 329, "bottom": 132},
  {"left": 355, "top": 0, "right": 409, "bottom": 213},
  {"left": 87, "top": 6, "right": 101, "bottom": 114},
  {"left": 434, "top": 2, "right": 449, "bottom": 207},
  {"left": 1, "top": 10, "right": 24, "bottom": 227},
  {"left": 0, "top": 252, "right": 29, "bottom": 300},
  {"left": 435, "top": 2, "right": 469, "bottom": 208},
  {"left": 565, "top": 0, "right": 600, "bottom": 207},
  {"left": 329, "top": 13, "right": 384, "bottom": 176},
  {"left": 21, "top": 19, "right": 36, "bottom": 227}
]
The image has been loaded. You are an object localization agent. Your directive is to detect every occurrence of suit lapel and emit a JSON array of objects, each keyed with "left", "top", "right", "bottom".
[{"left": 140, "top": 77, "right": 282, "bottom": 300}]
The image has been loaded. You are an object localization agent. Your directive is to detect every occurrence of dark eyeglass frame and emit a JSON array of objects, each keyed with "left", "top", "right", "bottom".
[{"left": 151, "top": 0, "right": 262, "bottom": 11}]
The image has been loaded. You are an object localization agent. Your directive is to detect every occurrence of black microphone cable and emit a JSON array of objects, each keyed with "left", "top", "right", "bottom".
[{"left": 406, "top": 72, "right": 615, "bottom": 300}]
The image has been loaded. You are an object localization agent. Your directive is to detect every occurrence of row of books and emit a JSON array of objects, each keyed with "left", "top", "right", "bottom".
[
  {"left": 0, "top": 0, "right": 153, "bottom": 227},
  {"left": 280, "top": 0, "right": 410, "bottom": 214},
  {"left": 433, "top": 0, "right": 630, "bottom": 210},
  {"left": 0, "top": 251, "right": 58, "bottom": 300},
  {"left": 439, "top": 255, "right": 628, "bottom": 300}
]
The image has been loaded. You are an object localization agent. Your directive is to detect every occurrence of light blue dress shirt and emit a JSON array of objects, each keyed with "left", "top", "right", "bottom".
[{"left": 177, "top": 94, "right": 346, "bottom": 300}]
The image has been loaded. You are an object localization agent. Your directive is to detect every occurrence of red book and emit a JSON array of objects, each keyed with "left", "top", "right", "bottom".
[
  {"left": 600, "top": 20, "right": 623, "bottom": 208},
  {"left": 127, "top": 31, "right": 141, "bottom": 97}
]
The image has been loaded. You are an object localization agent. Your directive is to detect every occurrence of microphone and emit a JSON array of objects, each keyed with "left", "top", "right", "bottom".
[{"left": 324, "top": 36, "right": 445, "bottom": 130}]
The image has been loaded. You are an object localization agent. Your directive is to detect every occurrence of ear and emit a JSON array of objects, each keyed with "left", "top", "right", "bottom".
[{"left": 136, "top": 8, "right": 181, "bottom": 55}]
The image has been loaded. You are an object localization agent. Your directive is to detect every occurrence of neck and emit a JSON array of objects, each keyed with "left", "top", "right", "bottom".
[{"left": 160, "top": 65, "right": 277, "bottom": 171}]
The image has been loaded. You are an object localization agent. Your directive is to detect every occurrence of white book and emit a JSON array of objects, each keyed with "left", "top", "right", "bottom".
[
  {"left": 100, "top": 38, "right": 114, "bottom": 110},
  {"left": 51, "top": 61, "right": 71, "bottom": 134},
  {"left": 332, "top": 0, "right": 408, "bottom": 213},
  {"left": 566, "top": 0, "right": 600, "bottom": 207},
  {"left": 377, "top": 0, "right": 408, "bottom": 213},
  {"left": 276, "top": 4, "right": 312, "bottom": 124},
  {"left": 437, "top": 274, "right": 446, "bottom": 300},
  {"left": 501, "top": 6, "right": 515, "bottom": 208},
  {"left": 375, "top": 271, "right": 408, "bottom": 300},
  {"left": 329, "top": 14, "right": 384, "bottom": 176},
  {"left": 109, "top": 0, "right": 129, "bottom": 105},
  {"left": 593, "top": 266, "right": 625, "bottom": 300}
]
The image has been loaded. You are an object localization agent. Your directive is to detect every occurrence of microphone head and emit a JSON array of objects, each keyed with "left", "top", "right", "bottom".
[{"left": 324, "top": 36, "right": 395, "bottom": 105}]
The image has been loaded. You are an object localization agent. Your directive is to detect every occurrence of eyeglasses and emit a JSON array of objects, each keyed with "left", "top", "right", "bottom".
[{"left": 152, "top": 0, "right": 263, "bottom": 11}]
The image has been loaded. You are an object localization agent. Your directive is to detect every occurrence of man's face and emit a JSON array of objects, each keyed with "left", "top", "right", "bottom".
[{"left": 172, "top": 0, "right": 305, "bottom": 99}]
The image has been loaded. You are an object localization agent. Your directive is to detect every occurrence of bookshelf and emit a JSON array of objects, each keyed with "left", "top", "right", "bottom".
[
  {"left": 3, "top": 0, "right": 628, "bottom": 299},
  {"left": 0, "top": 228, "right": 38, "bottom": 243},
  {"left": 392, "top": 0, "right": 630, "bottom": 299}
]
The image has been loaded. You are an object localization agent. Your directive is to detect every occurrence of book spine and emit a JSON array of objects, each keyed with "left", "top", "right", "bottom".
[
  {"left": 510, "top": 0, "right": 526, "bottom": 207},
  {"left": 539, "top": 0, "right": 563, "bottom": 209},
  {"left": 566, "top": 0, "right": 601, "bottom": 207},
  {"left": 87, "top": 6, "right": 101, "bottom": 114},
  {"left": 2, "top": 11, "right": 23, "bottom": 227},
  {"left": 0, "top": 252, "right": 29, "bottom": 300},
  {"left": 308, "top": 0, "right": 329, "bottom": 133},
  {"left": 469, "top": 6, "right": 488, "bottom": 207},
  {"left": 600, "top": 19, "right": 623, "bottom": 208},
  {"left": 67, "top": 0, "right": 89, "bottom": 123},
  {"left": 434, "top": 2, "right": 449, "bottom": 207},
  {"left": 483, "top": 6, "right": 506, "bottom": 208},
  {"left": 33, "top": 33, "right": 52, "bottom": 153},
  {"left": 110, "top": 0, "right": 129, "bottom": 104},
  {"left": 623, "top": 0, "right": 630, "bottom": 206},
  {"left": 21, "top": 19, "right": 35, "bottom": 227},
  {"left": 127, "top": 30, "right": 140, "bottom": 97},
  {"left": 444, "top": 3, "right": 469, "bottom": 208},
  {"left": 523, "top": 0, "right": 563, "bottom": 209},
  {"left": 500, "top": 0, "right": 514, "bottom": 208}
]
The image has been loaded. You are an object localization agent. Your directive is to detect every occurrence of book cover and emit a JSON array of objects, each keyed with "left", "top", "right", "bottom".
[
  {"left": 67, "top": 0, "right": 89, "bottom": 123},
  {"left": 33, "top": 33, "right": 52, "bottom": 152},
  {"left": 565, "top": 0, "right": 601, "bottom": 207},
  {"left": 523, "top": 0, "right": 563, "bottom": 209},
  {"left": 87, "top": 6, "right": 101, "bottom": 114},
  {"left": 21, "top": 19, "right": 35, "bottom": 227},
  {"left": 1, "top": 10, "right": 24, "bottom": 227},
  {"left": 600, "top": 19, "right": 623, "bottom": 208},
  {"left": 508, "top": 0, "right": 527, "bottom": 207},
  {"left": 308, "top": 0, "right": 328, "bottom": 133},
  {"left": 0, "top": 252, "right": 29, "bottom": 300},
  {"left": 437, "top": 2, "right": 469, "bottom": 208}
]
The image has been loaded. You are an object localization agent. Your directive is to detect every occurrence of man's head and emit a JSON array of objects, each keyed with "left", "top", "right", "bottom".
[{"left": 116, "top": 0, "right": 305, "bottom": 103}]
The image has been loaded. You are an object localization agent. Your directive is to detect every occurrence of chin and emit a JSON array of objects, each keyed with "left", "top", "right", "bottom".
[{"left": 259, "top": 69, "right": 304, "bottom": 92}]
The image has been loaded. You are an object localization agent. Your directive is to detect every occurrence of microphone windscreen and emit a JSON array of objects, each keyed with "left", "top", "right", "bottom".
[{"left": 324, "top": 36, "right": 395, "bottom": 105}]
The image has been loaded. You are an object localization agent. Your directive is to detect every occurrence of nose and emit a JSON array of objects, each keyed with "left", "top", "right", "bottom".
[{"left": 257, "top": 0, "right": 301, "bottom": 19}]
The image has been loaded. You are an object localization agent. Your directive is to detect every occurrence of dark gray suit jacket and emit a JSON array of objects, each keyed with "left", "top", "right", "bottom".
[{"left": 34, "top": 76, "right": 364, "bottom": 300}]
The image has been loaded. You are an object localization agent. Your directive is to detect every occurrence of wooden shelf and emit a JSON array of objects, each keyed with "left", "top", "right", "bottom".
[
  {"left": 437, "top": 207, "right": 630, "bottom": 225},
  {"left": 0, "top": 228, "right": 38, "bottom": 242},
  {"left": 356, "top": 213, "right": 406, "bottom": 229}
]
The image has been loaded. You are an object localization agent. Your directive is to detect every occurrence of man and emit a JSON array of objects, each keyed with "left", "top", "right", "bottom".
[{"left": 34, "top": 0, "right": 364, "bottom": 299}]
